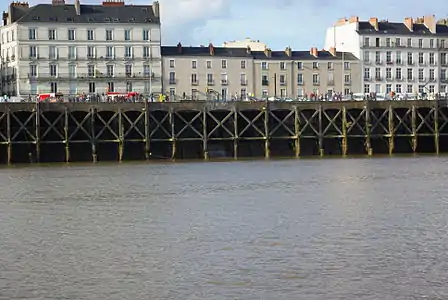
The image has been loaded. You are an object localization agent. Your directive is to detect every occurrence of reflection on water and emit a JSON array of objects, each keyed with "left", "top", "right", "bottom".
[{"left": 1, "top": 157, "right": 448, "bottom": 299}]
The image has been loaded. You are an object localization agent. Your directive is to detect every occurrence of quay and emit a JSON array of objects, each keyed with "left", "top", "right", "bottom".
[{"left": 0, "top": 100, "right": 447, "bottom": 163}]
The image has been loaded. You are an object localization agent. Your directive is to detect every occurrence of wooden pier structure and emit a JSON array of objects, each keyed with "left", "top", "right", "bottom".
[{"left": 0, "top": 100, "right": 448, "bottom": 163}]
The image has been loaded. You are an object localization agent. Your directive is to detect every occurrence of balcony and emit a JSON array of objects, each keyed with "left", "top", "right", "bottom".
[
  {"left": 375, "top": 76, "right": 383, "bottom": 81},
  {"left": 221, "top": 79, "right": 228, "bottom": 85},
  {"left": 385, "top": 77, "right": 394, "bottom": 82},
  {"left": 262, "top": 80, "right": 269, "bottom": 86},
  {"left": 191, "top": 80, "right": 199, "bottom": 86},
  {"left": 418, "top": 77, "right": 426, "bottom": 83},
  {"left": 207, "top": 80, "right": 214, "bottom": 86},
  {"left": 418, "top": 61, "right": 427, "bottom": 66},
  {"left": 386, "top": 61, "right": 394, "bottom": 65},
  {"left": 407, "top": 61, "right": 414, "bottom": 65},
  {"left": 375, "top": 60, "right": 382, "bottom": 65},
  {"left": 396, "top": 60, "right": 403, "bottom": 65},
  {"left": 169, "top": 79, "right": 176, "bottom": 84},
  {"left": 124, "top": 55, "right": 134, "bottom": 60},
  {"left": 240, "top": 80, "right": 248, "bottom": 86},
  {"left": 344, "top": 80, "right": 351, "bottom": 85},
  {"left": 441, "top": 78, "right": 448, "bottom": 83},
  {"left": 297, "top": 81, "right": 304, "bottom": 85},
  {"left": 328, "top": 80, "right": 335, "bottom": 85},
  {"left": 396, "top": 77, "right": 404, "bottom": 82},
  {"left": 280, "top": 81, "right": 286, "bottom": 86},
  {"left": 313, "top": 81, "right": 320, "bottom": 86}
]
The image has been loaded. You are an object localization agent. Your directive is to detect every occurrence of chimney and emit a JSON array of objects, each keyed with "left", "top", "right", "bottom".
[
  {"left": 177, "top": 42, "right": 182, "bottom": 54},
  {"left": 369, "top": 17, "right": 378, "bottom": 30},
  {"left": 348, "top": 16, "right": 359, "bottom": 23},
  {"left": 52, "top": 0, "right": 65, "bottom": 4},
  {"left": 310, "top": 47, "right": 318, "bottom": 58},
  {"left": 335, "top": 17, "right": 347, "bottom": 26},
  {"left": 2, "top": 12, "right": 8, "bottom": 26},
  {"left": 152, "top": 1, "right": 159, "bottom": 18},
  {"left": 74, "top": 0, "right": 81, "bottom": 15},
  {"left": 329, "top": 46, "right": 336, "bottom": 56},
  {"left": 264, "top": 47, "right": 271, "bottom": 58},
  {"left": 285, "top": 46, "right": 292, "bottom": 57},
  {"left": 423, "top": 14, "right": 436, "bottom": 33},
  {"left": 404, "top": 17, "right": 413, "bottom": 32},
  {"left": 102, "top": 0, "right": 124, "bottom": 6},
  {"left": 209, "top": 43, "right": 214, "bottom": 56},
  {"left": 11, "top": 2, "right": 29, "bottom": 7},
  {"left": 246, "top": 46, "right": 251, "bottom": 54}
]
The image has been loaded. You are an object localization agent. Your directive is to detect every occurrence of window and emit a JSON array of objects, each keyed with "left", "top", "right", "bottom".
[
  {"left": 241, "top": 60, "right": 246, "bottom": 69},
  {"left": 418, "top": 85, "right": 424, "bottom": 93},
  {"left": 364, "top": 68, "right": 370, "bottom": 79},
  {"left": 407, "top": 84, "right": 413, "bottom": 93},
  {"left": 364, "top": 84, "right": 370, "bottom": 93},
  {"left": 241, "top": 88, "right": 247, "bottom": 99},
  {"left": 68, "top": 46, "right": 76, "bottom": 59},
  {"left": 297, "top": 87, "right": 304, "bottom": 97},
  {"left": 125, "top": 65, "right": 132, "bottom": 77},
  {"left": 328, "top": 72, "right": 334, "bottom": 84},
  {"left": 407, "top": 38, "right": 412, "bottom": 47},
  {"left": 395, "top": 38, "right": 401, "bottom": 47},
  {"left": 375, "top": 51, "right": 381, "bottom": 63},
  {"left": 396, "top": 84, "right": 402, "bottom": 93},
  {"left": 29, "top": 65, "right": 37, "bottom": 77},
  {"left": 87, "top": 65, "right": 95, "bottom": 77},
  {"left": 386, "top": 84, "right": 392, "bottom": 93},
  {"left": 328, "top": 62, "right": 333, "bottom": 69},
  {"left": 386, "top": 51, "right": 392, "bottom": 63},
  {"left": 297, "top": 62, "right": 303, "bottom": 69},
  {"left": 143, "top": 46, "right": 150, "bottom": 58},
  {"left": 48, "top": 29, "right": 55, "bottom": 40},
  {"left": 442, "top": 53, "right": 447, "bottom": 65},
  {"left": 396, "top": 51, "right": 402, "bottom": 64},
  {"left": 375, "top": 84, "right": 381, "bottom": 93},
  {"left": 418, "top": 53, "right": 424, "bottom": 64},
  {"left": 169, "top": 88, "right": 176, "bottom": 98},
  {"left": 68, "top": 29, "right": 75, "bottom": 41},
  {"left": 441, "top": 69, "right": 447, "bottom": 80},
  {"left": 192, "top": 61, "right": 197, "bottom": 69},
  {"left": 221, "top": 60, "right": 227, "bottom": 68},
  {"left": 108, "top": 82, "right": 114, "bottom": 92},
  {"left": 386, "top": 68, "right": 392, "bottom": 79},
  {"left": 429, "top": 85, "right": 434, "bottom": 93},
  {"left": 363, "top": 37, "right": 369, "bottom": 47},
  {"left": 408, "top": 69, "right": 414, "bottom": 80},
  {"left": 297, "top": 73, "right": 303, "bottom": 84},
  {"left": 87, "top": 46, "right": 95, "bottom": 58},
  {"left": 207, "top": 73, "right": 213, "bottom": 84},
  {"left": 143, "top": 29, "right": 150, "bottom": 41},
  {"left": 191, "top": 89, "right": 198, "bottom": 100},
  {"left": 441, "top": 40, "right": 446, "bottom": 49},
  {"left": 89, "top": 82, "right": 95, "bottom": 93},
  {"left": 50, "top": 82, "right": 57, "bottom": 93},
  {"left": 418, "top": 39, "right": 423, "bottom": 48},
  {"left": 364, "top": 51, "right": 370, "bottom": 62},
  {"left": 106, "top": 46, "right": 114, "bottom": 58},
  {"left": 279, "top": 74, "right": 286, "bottom": 85},
  {"left": 126, "top": 81, "right": 132, "bottom": 92},
  {"left": 429, "top": 53, "right": 435, "bottom": 65},
  {"left": 169, "top": 72, "right": 175, "bottom": 83},
  {"left": 280, "top": 62, "right": 286, "bottom": 70},
  {"left": 124, "top": 29, "right": 131, "bottom": 41},
  {"left": 280, "top": 89, "right": 286, "bottom": 98},
  {"left": 386, "top": 38, "right": 391, "bottom": 47},
  {"left": 191, "top": 73, "right": 198, "bottom": 84},
  {"left": 418, "top": 69, "right": 424, "bottom": 80},
  {"left": 106, "top": 29, "right": 113, "bottom": 41},
  {"left": 407, "top": 52, "right": 413, "bottom": 64},
  {"left": 375, "top": 67, "right": 381, "bottom": 80},
  {"left": 429, "top": 69, "right": 435, "bottom": 81},
  {"left": 28, "top": 28, "right": 36, "bottom": 40},
  {"left": 206, "top": 61, "right": 212, "bottom": 68},
  {"left": 49, "top": 46, "right": 56, "bottom": 59},
  {"left": 262, "top": 75, "right": 268, "bottom": 85},
  {"left": 430, "top": 39, "right": 434, "bottom": 48},
  {"left": 125, "top": 46, "right": 132, "bottom": 58},
  {"left": 240, "top": 73, "right": 247, "bottom": 85},
  {"left": 344, "top": 62, "right": 350, "bottom": 69},
  {"left": 169, "top": 59, "right": 175, "bottom": 68},
  {"left": 87, "top": 29, "right": 94, "bottom": 41},
  {"left": 375, "top": 38, "right": 380, "bottom": 47},
  {"left": 261, "top": 62, "right": 268, "bottom": 70},
  {"left": 68, "top": 64, "right": 76, "bottom": 78},
  {"left": 344, "top": 88, "right": 350, "bottom": 95},
  {"left": 106, "top": 65, "right": 114, "bottom": 77},
  {"left": 396, "top": 68, "right": 402, "bottom": 80},
  {"left": 29, "top": 46, "right": 37, "bottom": 58},
  {"left": 312, "top": 74, "right": 319, "bottom": 84},
  {"left": 143, "top": 65, "right": 151, "bottom": 77},
  {"left": 344, "top": 74, "right": 350, "bottom": 84},
  {"left": 312, "top": 62, "right": 319, "bottom": 69}
]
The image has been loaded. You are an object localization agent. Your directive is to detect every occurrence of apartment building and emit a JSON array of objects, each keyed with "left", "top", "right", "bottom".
[
  {"left": 162, "top": 43, "right": 361, "bottom": 100},
  {"left": 325, "top": 15, "right": 448, "bottom": 95},
  {"left": 162, "top": 43, "right": 255, "bottom": 100},
  {"left": 0, "top": 0, "right": 161, "bottom": 96},
  {"left": 253, "top": 47, "right": 361, "bottom": 98}
]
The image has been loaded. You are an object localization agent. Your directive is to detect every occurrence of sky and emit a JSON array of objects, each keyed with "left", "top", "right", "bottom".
[{"left": 2, "top": 0, "right": 447, "bottom": 50}]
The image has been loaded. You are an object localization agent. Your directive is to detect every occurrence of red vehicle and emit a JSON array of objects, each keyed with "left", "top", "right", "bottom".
[{"left": 38, "top": 93, "right": 63, "bottom": 102}]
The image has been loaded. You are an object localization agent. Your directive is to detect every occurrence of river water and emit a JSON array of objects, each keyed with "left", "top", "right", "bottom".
[{"left": 1, "top": 157, "right": 448, "bottom": 300}]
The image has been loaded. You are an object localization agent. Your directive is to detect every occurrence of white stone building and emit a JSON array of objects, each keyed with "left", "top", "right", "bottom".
[
  {"left": 0, "top": 0, "right": 161, "bottom": 97},
  {"left": 324, "top": 15, "right": 448, "bottom": 96}
]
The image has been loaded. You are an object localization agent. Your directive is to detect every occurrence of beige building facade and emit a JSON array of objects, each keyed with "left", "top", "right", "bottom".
[{"left": 161, "top": 44, "right": 361, "bottom": 100}]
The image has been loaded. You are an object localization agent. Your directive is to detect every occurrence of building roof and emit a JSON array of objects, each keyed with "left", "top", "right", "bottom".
[
  {"left": 9, "top": 3, "right": 160, "bottom": 24},
  {"left": 161, "top": 46, "right": 359, "bottom": 61},
  {"left": 358, "top": 21, "right": 448, "bottom": 36}
]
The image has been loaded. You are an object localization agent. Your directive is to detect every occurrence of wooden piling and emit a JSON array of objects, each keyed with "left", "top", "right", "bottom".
[
  {"left": 64, "top": 107, "right": 70, "bottom": 162},
  {"left": 90, "top": 107, "right": 97, "bottom": 163},
  {"left": 144, "top": 104, "right": 150, "bottom": 160},
  {"left": 203, "top": 108, "right": 208, "bottom": 160},
  {"left": 264, "top": 105, "right": 270, "bottom": 159},
  {"left": 35, "top": 103, "right": 40, "bottom": 163},
  {"left": 294, "top": 106, "right": 300, "bottom": 158},
  {"left": 118, "top": 108, "right": 124, "bottom": 162},
  {"left": 170, "top": 107, "right": 176, "bottom": 160},
  {"left": 388, "top": 104, "right": 394, "bottom": 155},
  {"left": 411, "top": 105, "right": 417, "bottom": 152},
  {"left": 365, "top": 102, "right": 372, "bottom": 156},
  {"left": 6, "top": 105, "right": 11, "bottom": 164},
  {"left": 434, "top": 100, "right": 439, "bottom": 155},
  {"left": 341, "top": 105, "right": 348, "bottom": 156},
  {"left": 318, "top": 104, "right": 324, "bottom": 157},
  {"left": 233, "top": 107, "right": 238, "bottom": 159}
]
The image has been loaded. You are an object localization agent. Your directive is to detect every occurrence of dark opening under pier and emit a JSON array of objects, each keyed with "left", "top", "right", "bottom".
[{"left": 1, "top": 100, "right": 447, "bottom": 164}]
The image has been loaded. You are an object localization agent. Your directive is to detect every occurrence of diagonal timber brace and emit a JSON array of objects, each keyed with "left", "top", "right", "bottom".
[
  {"left": 238, "top": 110, "right": 265, "bottom": 137},
  {"left": 95, "top": 112, "right": 120, "bottom": 140},
  {"left": 207, "top": 110, "right": 234, "bottom": 138},
  {"left": 174, "top": 111, "right": 203, "bottom": 138},
  {"left": 68, "top": 111, "right": 93, "bottom": 141},
  {"left": 269, "top": 110, "right": 295, "bottom": 137},
  {"left": 149, "top": 112, "right": 171, "bottom": 138},
  {"left": 122, "top": 111, "right": 146, "bottom": 139},
  {"left": 11, "top": 112, "right": 36, "bottom": 141},
  {"left": 40, "top": 112, "right": 65, "bottom": 140}
]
